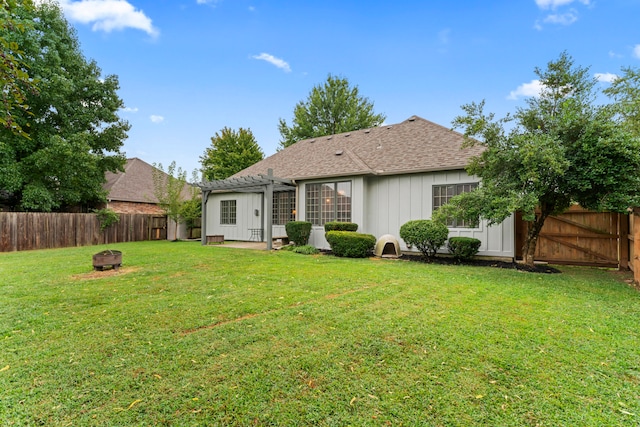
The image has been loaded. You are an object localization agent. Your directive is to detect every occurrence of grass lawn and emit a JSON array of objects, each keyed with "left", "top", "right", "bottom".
[{"left": 1, "top": 241, "right": 639, "bottom": 426}]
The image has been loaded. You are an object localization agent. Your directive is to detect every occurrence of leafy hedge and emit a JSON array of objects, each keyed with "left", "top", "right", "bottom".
[
  {"left": 447, "top": 237, "right": 481, "bottom": 261},
  {"left": 324, "top": 222, "right": 358, "bottom": 232},
  {"left": 325, "top": 231, "right": 375, "bottom": 258},
  {"left": 399, "top": 219, "right": 449, "bottom": 258},
  {"left": 285, "top": 221, "right": 312, "bottom": 246}
]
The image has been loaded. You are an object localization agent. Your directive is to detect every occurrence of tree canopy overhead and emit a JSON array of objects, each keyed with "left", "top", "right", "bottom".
[
  {"left": 278, "top": 74, "right": 386, "bottom": 149},
  {"left": 0, "top": 0, "right": 38, "bottom": 137},
  {"left": 200, "top": 127, "right": 264, "bottom": 180},
  {"left": 0, "top": 0, "right": 129, "bottom": 212},
  {"left": 448, "top": 52, "right": 640, "bottom": 266}
]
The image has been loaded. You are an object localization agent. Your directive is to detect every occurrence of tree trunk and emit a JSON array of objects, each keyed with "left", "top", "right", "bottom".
[{"left": 521, "top": 211, "right": 550, "bottom": 267}]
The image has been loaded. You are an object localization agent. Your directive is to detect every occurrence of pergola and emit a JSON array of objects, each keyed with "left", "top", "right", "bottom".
[{"left": 197, "top": 169, "right": 295, "bottom": 250}]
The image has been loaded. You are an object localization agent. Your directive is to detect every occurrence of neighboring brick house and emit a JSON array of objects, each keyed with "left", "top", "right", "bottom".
[{"left": 102, "top": 158, "right": 194, "bottom": 239}]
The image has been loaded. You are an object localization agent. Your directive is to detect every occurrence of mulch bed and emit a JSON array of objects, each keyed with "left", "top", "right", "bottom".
[{"left": 399, "top": 253, "right": 561, "bottom": 274}]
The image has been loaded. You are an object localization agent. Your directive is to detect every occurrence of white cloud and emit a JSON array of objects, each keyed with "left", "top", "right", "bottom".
[
  {"left": 150, "top": 115, "right": 164, "bottom": 123},
  {"left": 59, "top": 0, "right": 158, "bottom": 37},
  {"left": 507, "top": 79, "right": 544, "bottom": 100},
  {"left": 252, "top": 53, "right": 291, "bottom": 73},
  {"left": 196, "top": 0, "right": 221, "bottom": 5},
  {"left": 121, "top": 106, "right": 139, "bottom": 113},
  {"left": 634, "top": 44, "right": 640, "bottom": 59},
  {"left": 543, "top": 11, "right": 578, "bottom": 25},
  {"left": 595, "top": 73, "right": 618, "bottom": 83},
  {"left": 535, "top": 0, "right": 589, "bottom": 10}
]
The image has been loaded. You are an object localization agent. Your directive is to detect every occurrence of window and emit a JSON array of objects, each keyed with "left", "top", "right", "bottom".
[
  {"left": 220, "top": 200, "right": 236, "bottom": 225},
  {"left": 272, "top": 191, "right": 296, "bottom": 225},
  {"left": 305, "top": 181, "right": 351, "bottom": 225},
  {"left": 433, "top": 183, "right": 478, "bottom": 228}
]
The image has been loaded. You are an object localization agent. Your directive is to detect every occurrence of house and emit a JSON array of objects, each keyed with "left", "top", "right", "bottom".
[
  {"left": 197, "top": 116, "right": 515, "bottom": 258},
  {"left": 103, "top": 157, "right": 193, "bottom": 240}
]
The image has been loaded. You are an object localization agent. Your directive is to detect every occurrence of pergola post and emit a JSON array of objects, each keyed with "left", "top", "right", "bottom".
[
  {"left": 200, "top": 190, "right": 209, "bottom": 245},
  {"left": 265, "top": 169, "right": 274, "bottom": 250}
]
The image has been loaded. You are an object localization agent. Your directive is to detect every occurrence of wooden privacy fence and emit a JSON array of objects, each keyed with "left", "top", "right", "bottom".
[
  {"left": 631, "top": 208, "right": 640, "bottom": 284},
  {"left": 516, "top": 206, "right": 628, "bottom": 268},
  {"left": 0, "top": 212, "right": 167, "bottom": 252}
]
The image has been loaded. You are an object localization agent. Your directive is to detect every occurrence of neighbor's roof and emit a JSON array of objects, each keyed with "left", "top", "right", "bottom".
[
  {"left": 104, "top": 157, "right": 191, "bottom": 204},
  {"left": 232, "top": 115, "right": 483, "bottom": 181}
]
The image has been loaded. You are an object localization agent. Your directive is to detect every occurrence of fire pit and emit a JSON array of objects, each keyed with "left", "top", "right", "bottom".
[{"left": 92, "top": 250, "right": 122, "bottom": 271}]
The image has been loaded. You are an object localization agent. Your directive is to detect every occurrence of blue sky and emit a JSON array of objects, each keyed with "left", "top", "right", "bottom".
[{"left": 54, "top": 0, "right": 640, "bottom": 178}]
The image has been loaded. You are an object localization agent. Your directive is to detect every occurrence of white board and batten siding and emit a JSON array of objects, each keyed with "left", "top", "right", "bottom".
[
  {"left": 297, "top": 171, "right": 513, "bottom": 258},
  {"left": 205, "top": 192, "right": 263, "bottom": 241},
  {"left": 364, "top": 171, "right": 514, "bottom": 258}
]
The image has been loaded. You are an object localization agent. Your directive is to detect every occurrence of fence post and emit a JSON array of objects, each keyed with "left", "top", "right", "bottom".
[{"left": 618, "top": 212, "right": 629, "bottom": 270}]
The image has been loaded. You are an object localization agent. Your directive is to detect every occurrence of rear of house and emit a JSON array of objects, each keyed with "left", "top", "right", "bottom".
[{"left": 199, "top": 116, "right": 514, "bottom": 259}]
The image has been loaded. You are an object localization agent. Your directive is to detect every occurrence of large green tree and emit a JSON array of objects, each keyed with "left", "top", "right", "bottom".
[
  {"left": 0, "top": 1, "right": 129, "bottom": 211},
  {"left": 278, "top": 75, "right": 386, "bottom": 149},
  {"left": 200, "top": 127, "right": 264, "bottom": 180},
  {"left": 0, "top": 0, "right": 38, "bottom": 137},
  {"left": 447, "top": 53, "right": 640, "bottom": 266}
]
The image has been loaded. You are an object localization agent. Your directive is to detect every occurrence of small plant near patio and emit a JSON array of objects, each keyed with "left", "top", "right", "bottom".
[
  {"left": 399, "top": 219, "right": 449, "bottom": 258},
  {"left": 285, "top": 221, "right": 312, "bottom": 246},
  {"left": 291, "top": 244, "right": 320, "bottom": 255},
  {"left": 324, "top": 221, "right": 358, "bottom": 232},
  {"left": 448, "top": 236, "right": 481, "bottom": 261},
  {"left": 326, "top": 230, "right": 375, "bottom": 258}
]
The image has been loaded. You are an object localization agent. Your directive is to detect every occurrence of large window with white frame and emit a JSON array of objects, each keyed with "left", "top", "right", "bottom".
[
  {"left": 305, "top": 181, "right": 351, "bottom": 226},
  {"left": 433, "top": 183, "right": 479, "bottom": 228},
  {"left": 220, "top": 200, "right": 236, "bottom": 225},
  {"left": 272, "top": 191, "right": 296, "bottom": 225}
]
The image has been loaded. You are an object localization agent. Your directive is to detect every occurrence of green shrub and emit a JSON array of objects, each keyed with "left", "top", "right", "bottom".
[
  {"left": 94, "top": 208, "right": 120, "bottom": 232},
  {"left": 399, "top": 219, "right": 449, "bottom": 258},
  {"left": 448, "top": 237, "right": 481, "bottom": 261},
  {"left": 325, "top": 231, "right": 375, "bottom": 258},
  {"left": 285, "top": 221, "right": 312, "bottom": 246},
  {"left": 324, "top": 221, "right": 358, "bottom": 232},
  {"left": 292, "top": 245, "right": 320, "bottom": 255}
]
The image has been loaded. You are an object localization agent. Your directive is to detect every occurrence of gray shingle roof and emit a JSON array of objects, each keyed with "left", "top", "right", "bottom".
[
  {"left": 104, "top": 158, "right": 191, "bottom": 204},
  {"left": 232, "top": 115, "right": 483, "bottom": 180}
]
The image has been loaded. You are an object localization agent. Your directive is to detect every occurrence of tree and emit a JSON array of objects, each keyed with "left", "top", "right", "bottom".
[
  {"left": 448, "top": 53, "right": 640, "bottom": 266},
  {"left": 179, "top": 170, "right": 202, "bottom": 238},
  {"left": 277, "top": 74, "right": 386, "bottom": 149},
  {"left": 603, "top": 66, "right": 640, "bottom": 136},
  {"left": 1, "top": 0, "right": 39, "bottom": 137},
  {"left": 200, "top": 127, "right": 264, "bottom": 180},
  {"left": 0, "top": 1, "right": 129, "bottom": 211},
  {"left": 152, "top": 161, "right": 188, "bottom": 241}
]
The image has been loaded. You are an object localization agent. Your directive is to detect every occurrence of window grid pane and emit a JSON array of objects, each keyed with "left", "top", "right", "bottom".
[
  {"left": 305, "top": 181, "right": 352, "bottom": 226},
  {"left": 336, "top": 182, "right": 351, "bottom": 222},
  {"left": 220, "top": 200, "right": 236, "bottom": 225},
  {"left": 272, "top": 191, "right": 296, "bottom": 225},
  {"left": 432, "top": 183, "right": 478, "bottom": 228},
  {"left": 321, "top": 183, "right": 336, "bottom": 225},
  {"left": 305, "top": 184, "right": 320, "bottom": 225}
]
